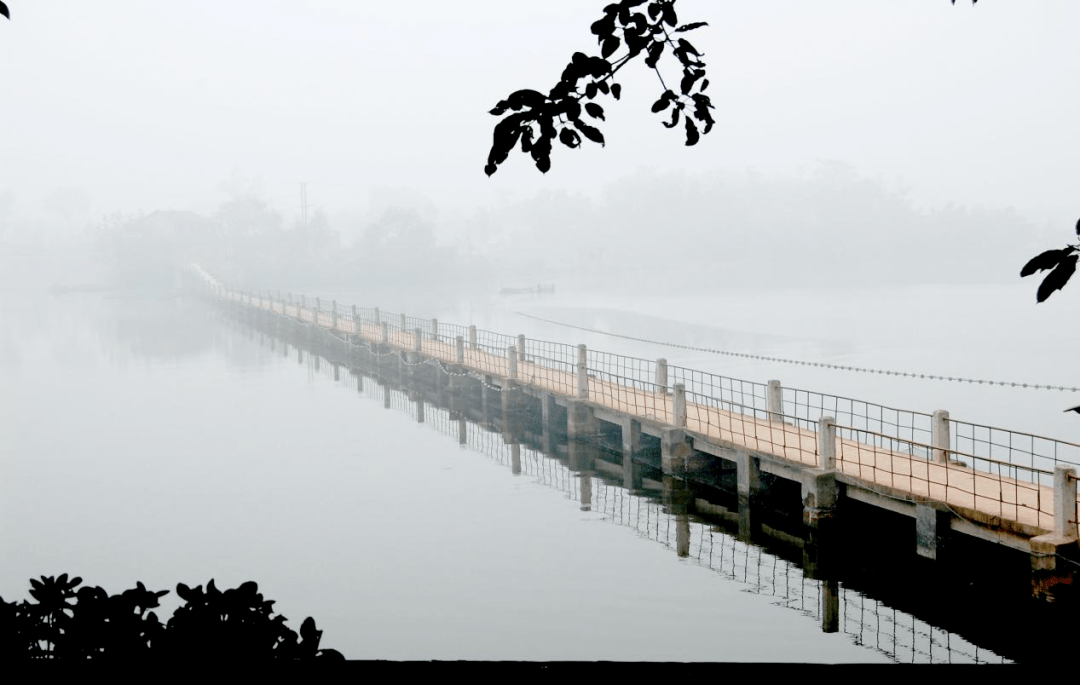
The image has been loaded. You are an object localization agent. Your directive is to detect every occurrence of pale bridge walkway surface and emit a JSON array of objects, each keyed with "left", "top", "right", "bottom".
[{"left": 192, "top": 265, "right": 1080, "bottom": 555}]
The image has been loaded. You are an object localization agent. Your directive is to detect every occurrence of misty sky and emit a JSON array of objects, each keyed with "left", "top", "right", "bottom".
[{"left": 2, "top": 1, "right": 1078, "bottom": 232}]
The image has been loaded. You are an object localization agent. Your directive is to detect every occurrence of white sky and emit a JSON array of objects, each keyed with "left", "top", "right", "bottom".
[{"left": 1, "top": 1, "right": 1078, "bottom": 230}]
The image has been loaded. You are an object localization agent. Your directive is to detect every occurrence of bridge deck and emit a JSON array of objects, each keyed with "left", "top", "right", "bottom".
[{"left": 302, "top": 315, "right": 1059, "bottom": 534}]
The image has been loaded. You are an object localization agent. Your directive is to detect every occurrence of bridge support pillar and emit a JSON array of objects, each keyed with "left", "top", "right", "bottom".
[
  {"left": 736, "top": 449, "right": 762, "bottom": 540},
  {"left": 566, "top": 399, "right": 595, "bottom": 440},
  {"left": 541, "top": 393, "right": 558, "bottom": 455},
  {"left": 501, "top": 383, "right": 523, "bottom": 444},
  {"left": 915, "top": 502, "right": 951, "bottom": 560},
  {"left": 660, "top": 428, "right": 693, "bottom": 475},
  {"left": 1030, "top": 466, "right": 1080, "bottom": 596},
  {"left": 511, "top": 443, "right": 521, "bottom": 475},
  {"left": 801, "top": 470, "right": 839, "bottom": 529}
]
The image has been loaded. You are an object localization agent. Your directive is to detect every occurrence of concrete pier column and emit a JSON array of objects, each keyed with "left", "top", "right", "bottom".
[
  {"left": 622, "top": 418, "right": 641, "bottom": 457},
  {"left": 455, "top": 336, "right": 465, "bottom": 364},
  {"left": 576, "top": 344, "right": 589, "bottom": 399},
  {"left": 673, "top": 383, "right": 687, "bottom": 427},
  {"left": 767, "top": 380, "right": 783, "bottom": 422},
  {"left": 656, "top": 358, "right": 668, "bottom": 394},
  {"left": 458, "top": 417, "right": 467, "bottom": 445},
  {"left": 507, "top": 346, "right": 518, "bottom": 381},
  {"left": 413, "top": 327, "right": 423, "bottom": 355},
  {"left": 916, "top": 503, "right": 951, "bottom": 560},
  {"left": 469, "top": 325, "right": 477, "bottom": 350},
  {"left": 932, "top": 409, "right": 950, "bottom": 464},
  {"left": 511, "top": 443, "right": 521, "bottom": 475},
  {"left": 331, "top": 300, "right": 338, "bottom": 329},
  {"left": 622, "top": 451, "right": 642, "bottom": 491},
  {"left": 735, "top": 447, "right": 762, "bottom": 539},
  {"left": 431, "top": 318, "right": 439, "bottom": 341},
  {"left": 517, "top": 334, "right": 527, "bottom": 361},
  {"left": 540, "top": 393, "right": 558, "bottom": 455},
  {"left": 566, "top": 399, "right": 595, "bottom": 440},
  {"left": 661, "top": 428, "right": 693, "bottom": 475},
  {"left": 1031, "top": 465, "right": 1080, "bottom": 576}
]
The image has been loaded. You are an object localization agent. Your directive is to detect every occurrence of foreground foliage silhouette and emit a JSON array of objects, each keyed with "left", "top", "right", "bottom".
[{"left": 0, "top": 575, "right": 343, "bottom": 659}]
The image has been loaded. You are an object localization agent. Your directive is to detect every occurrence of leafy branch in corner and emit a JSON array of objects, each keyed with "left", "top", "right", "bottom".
[
  {"left": 484, "top": 0, "right": 713, "bottom": 176},
  {"left": 1021, "top": 218, "right": 1080, "bottom": 303},
  {"left": 0, "top": 2, "right": 9, "bottom": 21}
]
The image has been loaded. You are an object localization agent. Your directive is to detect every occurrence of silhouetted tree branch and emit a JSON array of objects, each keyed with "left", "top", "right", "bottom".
[
  {"left": 484, "top": 0, "right": 713, "bottom": 176},
  {"left": 1021, "top": 218, "right": 1080, "bottom": 302}
]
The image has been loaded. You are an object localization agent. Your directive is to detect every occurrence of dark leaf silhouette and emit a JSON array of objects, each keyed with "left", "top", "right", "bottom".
[
  {"left": 0, "top": 2, "right": 8, "bottom": 20},
  {"left": 1037, "top": 255, "right": 1078, "bottom": 303},
  {"left": 1020, "top": 248, "right": 1072, "bottom": 278},
  {"left": 0, "top": 576, "right": 342, "bottom": 659},
  {"left": 485, "top": 0, "right": 711, "bottom": 175},
  {"left": 685, "top": 116, "right": 700, "bottom": 146}
]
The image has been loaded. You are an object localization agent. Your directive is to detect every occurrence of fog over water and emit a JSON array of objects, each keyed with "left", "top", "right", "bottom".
[{"left": 1, "top": 0, "right": 1077, "bottom": 662}]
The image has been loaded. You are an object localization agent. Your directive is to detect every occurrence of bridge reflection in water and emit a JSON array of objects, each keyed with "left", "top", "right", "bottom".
[{"left": 213, "top": 302, "right": 1039, "bottom": 665}]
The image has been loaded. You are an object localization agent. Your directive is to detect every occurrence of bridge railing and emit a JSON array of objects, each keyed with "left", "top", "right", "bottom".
[
  {"left": 520, "top": 338, "right": 578, "bottom": 397},
  {"left": 832, "top": 424, "right": 1063, "bottom": 534},
  {"left": 782, "top": 388, "right": 934, "bottom": 449},
  {"left": 948, "top": 419, "right": 1080, "bottom": 486},
  {"left": 669, "top": 364, "right": 770, "bottom": 416},
  {"left": 684, "top": 389, "right": 820, "bottom": 462}
]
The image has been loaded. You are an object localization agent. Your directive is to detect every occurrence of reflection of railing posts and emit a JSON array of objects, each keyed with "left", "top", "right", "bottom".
[
  {"left": 932, "top": 409, "right": 950, "bottom": 463},
  {"left": 674, "top": 383, "right": 687, "bottom": 427},
  {"left": 469, "top": 325, "right": 477, "bottom": 350},
  {"left": 576, "top": 344, "right": 588, "bottom": 399},
  {"left": 507, "top": 346, "right": 518, "bottom": 381},
  {"left": 455, "top": 336, "right": 465, "bottom": 364},
  {"left": 767, "top": 379, "right": 783, "bottom": 423},
  {"left": 431, "top": 318, "right": 439, "bottom": 342},
  {"left": 656, "top": 358, "right": 668, "bottom": 394}
]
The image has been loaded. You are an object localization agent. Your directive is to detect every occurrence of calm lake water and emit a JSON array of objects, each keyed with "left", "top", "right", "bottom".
[{"left": 7, "top": 249, "right": 1065, "bottom": 662}]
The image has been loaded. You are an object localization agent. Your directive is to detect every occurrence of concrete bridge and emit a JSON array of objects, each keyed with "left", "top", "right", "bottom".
[{"left": 189, "top": 265, "right": 1080, "bottom": 588}]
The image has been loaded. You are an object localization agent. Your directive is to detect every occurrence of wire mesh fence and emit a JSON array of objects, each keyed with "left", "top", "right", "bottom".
[{"left": 783, "top": 388, "right": 933, "bottom": 448}]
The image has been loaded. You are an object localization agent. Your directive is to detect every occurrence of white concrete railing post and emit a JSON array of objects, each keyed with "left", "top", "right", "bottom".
[
  {"left": 656, "top": 358, "right": 669, "bottom": 394},
  {"left": 352, "top": 305, "right": 359, "bottom": 332},
  {"left": 1054, "top": 465, "right": 1078, "bottom": 539},
  {"left": 932, "top": 409, "right": 950, "bottom": 464},
  {"left": 331, "top": 300, "right": 338, "bottom": 329},
  {"left": 431, "top": 318, "right": 439, "bottom": 342},
  {"left": 374, "top": 307, "right": 381, "bottom": 326},
  {"left": 380, "top": 322, "right": 389, "bottom": 344},
  {"left": 469, "top": 325, "right": 478, "bottom": 350},
  {"left": 455, "top": 336, "right": 465, "bottom": 364},
  {"left": 673, "top": 383, "right": 687, "bottom": 427},
  {"left": 818, "top": 416, "right": 837, "bottom": 470},
  {"left": 576, "top": 344, "right": 589, "bottom": 399},
  {"left": 300, "top": 295, "right": 307, "bottom": 321},
  {"left": 413, "top": 327, "right": 423, "bottom": 354},
  {"left": 508, "top": 345, "right": 518, "bottom": 381},
  {"left": 517, "top": 334, "right": 527, "bottom": 362},
  {"left": 767, "top": 380, "right": 783, "bottom": 423},
  {"left": 400, "top": 313, "right": 406, "bottom": 331}
]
